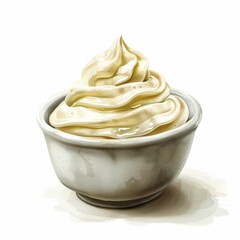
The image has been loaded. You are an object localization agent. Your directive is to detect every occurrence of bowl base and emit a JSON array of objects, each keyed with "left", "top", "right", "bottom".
[{"left": 76, "top": 191, "right": 162, "bottom": 208}]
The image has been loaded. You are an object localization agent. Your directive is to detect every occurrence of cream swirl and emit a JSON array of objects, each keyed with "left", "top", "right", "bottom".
[{"left": 49, "top": 37, "right": 189, "bottom": 138}]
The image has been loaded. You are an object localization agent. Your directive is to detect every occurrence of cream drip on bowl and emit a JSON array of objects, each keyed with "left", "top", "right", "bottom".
[{"left": 49, "top": 37, "right": 189, "bottom": 138}]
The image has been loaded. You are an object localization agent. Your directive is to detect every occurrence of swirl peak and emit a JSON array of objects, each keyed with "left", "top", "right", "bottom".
[{"left": 81, "top": 36, "right": 150, "bottom": 87}]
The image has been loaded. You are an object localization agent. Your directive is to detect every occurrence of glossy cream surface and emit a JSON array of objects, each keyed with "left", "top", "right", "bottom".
[{"left": 50, "top": 37, "right": 189, "bottom": 138}]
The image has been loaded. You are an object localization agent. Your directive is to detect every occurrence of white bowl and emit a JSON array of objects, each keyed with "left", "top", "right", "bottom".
[{"left": 38, "top": 89, "right": 202, "bottom": 208}]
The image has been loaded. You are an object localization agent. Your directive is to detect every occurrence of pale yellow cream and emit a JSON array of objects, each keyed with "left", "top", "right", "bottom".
[{"left": 49, "top": 37, "right": 189, "bottom": 138}]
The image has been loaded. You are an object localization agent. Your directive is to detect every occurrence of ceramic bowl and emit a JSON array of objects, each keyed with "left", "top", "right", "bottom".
[{"left": 38, "top": 89, "right": 202, "bottom": 208}]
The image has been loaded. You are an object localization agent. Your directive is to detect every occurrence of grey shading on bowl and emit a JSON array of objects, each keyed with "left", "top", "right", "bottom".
[{"left": 38, "top": 89, "right": 202, "bottom": 208}]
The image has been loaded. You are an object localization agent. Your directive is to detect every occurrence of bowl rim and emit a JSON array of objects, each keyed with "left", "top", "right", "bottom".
[{"left": 37, "top": 89, "right": 202, "bottom": 148}]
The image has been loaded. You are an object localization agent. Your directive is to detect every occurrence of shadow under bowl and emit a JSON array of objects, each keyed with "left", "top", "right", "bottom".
[{"left": 37, "top": 89, "right": 202, "bottom": 208}]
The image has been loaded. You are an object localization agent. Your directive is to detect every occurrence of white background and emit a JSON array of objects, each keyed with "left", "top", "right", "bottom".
[{"left": 0, "top": 0, "right": 240, "bottom": 239}]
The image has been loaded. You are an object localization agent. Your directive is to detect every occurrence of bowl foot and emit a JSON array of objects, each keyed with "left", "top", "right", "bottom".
[{"left": 76, "top": 191, "right": 162, "bottom": 208}]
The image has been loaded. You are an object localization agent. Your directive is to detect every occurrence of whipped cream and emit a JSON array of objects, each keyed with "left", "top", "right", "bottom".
[{"left": 49, "top": 37, "right": 189, "bottom": 138}]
